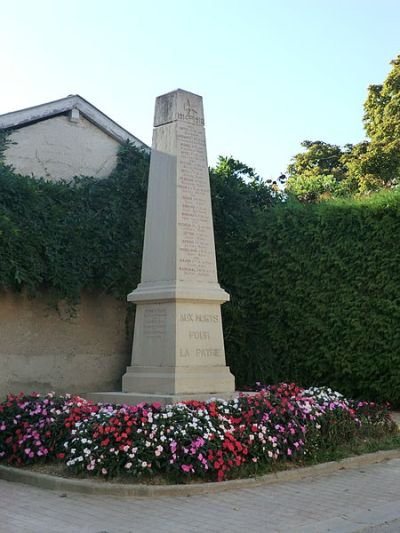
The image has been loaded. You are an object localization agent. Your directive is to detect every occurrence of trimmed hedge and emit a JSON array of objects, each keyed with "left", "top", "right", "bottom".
[{"left": 221, "top": 192, "right": 400, "bottom": 406}]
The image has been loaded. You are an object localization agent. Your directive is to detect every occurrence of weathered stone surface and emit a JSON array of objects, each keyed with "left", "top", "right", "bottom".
[
  {"left": 0, "top": 290, "right": 130, "bottom": 399},
  {"left": 90, "top": 89, "right": 234, "bottom": 405}
]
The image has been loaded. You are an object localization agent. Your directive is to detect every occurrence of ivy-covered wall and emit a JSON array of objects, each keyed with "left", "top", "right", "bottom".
[
  {"left": 0, "top": 143, "right": 149, "bottom": 302},
  {"left": 0, "top": 142, "right": 148, "bottom": 397}
]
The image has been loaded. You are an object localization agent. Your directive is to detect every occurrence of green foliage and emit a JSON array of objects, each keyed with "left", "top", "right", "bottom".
[
  {"left": 364, "top": 55, "right": 400, "bottom": 142},
  {"left": 287, "top": 140, "right": 350, "bottom": 181},
  {"left": 209, "top": 157, "right": 283, "bottom": 382},
  {"left": 229, "top": 190, "right": 400, "bottom": 406},
  {"left": 286, "top": 141, "right": 355, "bottom": 202},
  {"left": 2, "top": 133, "right": 400, "bottom": 406},
  {"left": 285, "top": 171, "right": 339, "bottom": 203},
  {"left": 348, "top": 55, "right": 400, "bottom": 190},
  {"left": 0, "top": 141, "right": 149, "bottom": 302},
  {"left": 0, "top": 129, "right": 15, "bottom": 164},
  {"left": 287, "top": 55, "right": 400, "bottom": 201}
]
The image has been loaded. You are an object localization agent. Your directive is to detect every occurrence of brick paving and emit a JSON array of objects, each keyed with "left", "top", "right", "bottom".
[{"left": 1, "top": 459, "right": 400, "bottom": 533}]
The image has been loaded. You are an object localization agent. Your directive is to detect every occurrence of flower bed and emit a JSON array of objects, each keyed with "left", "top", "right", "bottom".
[{"left": 0, "top": 384, "right": 397, "bottom": 483}]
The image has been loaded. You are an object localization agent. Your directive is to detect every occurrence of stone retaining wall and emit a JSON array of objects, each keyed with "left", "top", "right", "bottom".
[{"left": 0, "top": 290, "right": 131, "bottom": 399}]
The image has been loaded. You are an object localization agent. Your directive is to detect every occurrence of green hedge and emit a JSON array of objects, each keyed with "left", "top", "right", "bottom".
[
  {"left": 1, "top": 144, "right": 400, "bottom": 405},
  {"left": 220, "top": 192, "right": 400, "bottom": 406},
  {"left": 0, "top": 144, "right": 149, "bottom": 302}
]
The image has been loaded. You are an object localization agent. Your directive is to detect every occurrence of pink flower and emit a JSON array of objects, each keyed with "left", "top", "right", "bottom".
[
  {"left": 181, "top": 464, "right": 193, "bottom": 473},
  {"left": 155, "top": 445, "right": 163, "bottom": 457}
]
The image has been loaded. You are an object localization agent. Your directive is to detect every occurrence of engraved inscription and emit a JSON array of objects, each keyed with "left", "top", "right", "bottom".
[
  {"left": 189, "top": 330, "right": 210, "bottom": 340},
  {"left": 143, "top": 306, "right": 167, "bottom": 338},
  {"left": 180, "top": 313, "right": 219, "bottom": 323},
  {"left": 177, "top": 120, "right": 217, "bottom": 282},
  {"left": 176, "top": 98, "right": 205, "bottom": 125},
  {"left": 178, "top": 347, "right": 221, "bottom": 358},
  {"left": 196, "top": 348, "right": 220, "bottom": 357}
]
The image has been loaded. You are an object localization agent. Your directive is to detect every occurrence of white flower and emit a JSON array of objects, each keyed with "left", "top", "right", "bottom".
[{"left": 125, "top": 462, "right": 133, "bottom": 469}]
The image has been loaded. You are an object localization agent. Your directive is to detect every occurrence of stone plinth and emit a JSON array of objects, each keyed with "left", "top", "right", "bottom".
[{"left": 89, "top": 89, "right": 235, "bottom": 405}]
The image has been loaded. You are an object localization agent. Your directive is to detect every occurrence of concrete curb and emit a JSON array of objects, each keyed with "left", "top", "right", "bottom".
[{"left": 1, "top": 449, "right": 400, "bottom": 498}]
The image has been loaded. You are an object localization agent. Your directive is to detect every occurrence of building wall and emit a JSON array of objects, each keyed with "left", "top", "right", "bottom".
[
  {"left": 0, "top": 291, "right": 132, "bottom": 399},
  {"left": 5, "top": 115, "right": 121, "bottom": 181}
]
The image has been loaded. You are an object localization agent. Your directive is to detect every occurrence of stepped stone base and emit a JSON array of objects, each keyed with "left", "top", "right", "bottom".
[
  {"left": 86, "top": 390, "right": 236, "bottom": 406},
  {"left": 122, "top": 365, "right": 235, "bottom": 395},
  {"left": 87, "top": 365, "right": 236, "bottom": 406}
]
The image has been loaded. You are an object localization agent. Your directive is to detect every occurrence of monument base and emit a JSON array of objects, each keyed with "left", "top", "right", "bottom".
[
  {"left": 122, "top": 365, "right": 235, "bottom": 395},
  {"left": 87, "top": 364, "right": 235, "bottom": 406},
  {"left": 86, "top": 390, "right": 236, "bottom": 406}
]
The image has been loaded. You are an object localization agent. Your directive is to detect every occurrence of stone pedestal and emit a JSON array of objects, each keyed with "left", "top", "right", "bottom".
[{"left": 88, "top": 89, "right": 235, "bottom": 405}]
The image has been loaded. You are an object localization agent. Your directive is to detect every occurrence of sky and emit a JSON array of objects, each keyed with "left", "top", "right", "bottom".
[{"left": 0, "top": 0, "right": 399, "bottom": 180}]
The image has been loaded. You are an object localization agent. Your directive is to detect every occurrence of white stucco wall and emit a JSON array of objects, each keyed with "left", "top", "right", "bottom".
[{"left": 5, "top": 114, "right": 122, "bottom": 181}]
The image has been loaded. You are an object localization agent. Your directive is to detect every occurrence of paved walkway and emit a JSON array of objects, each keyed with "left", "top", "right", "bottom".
[{"left": 1, "top": 459, "right": 400, "bottom": 533}]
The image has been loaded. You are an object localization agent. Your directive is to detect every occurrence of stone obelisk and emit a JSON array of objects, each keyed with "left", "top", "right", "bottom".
[{"left": 89, "top": 89, "right": 235, "bottom": 404}]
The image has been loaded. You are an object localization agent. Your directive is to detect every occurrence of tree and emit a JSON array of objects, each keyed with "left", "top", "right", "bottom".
[
  {"left": 287, "top": 140, "right": 349, "bottom": 180},
  {"left": 286, "top": 55, "right": 400, "bottom": 201},
  {"left": 285, "top": 141, "right": 353, "bottom": 201},
  {"left": 348, "top": 55, "right": 400, "bottom": 190},
  {"left": 285, "top": 171, "right": 339, "bottom": 203}
]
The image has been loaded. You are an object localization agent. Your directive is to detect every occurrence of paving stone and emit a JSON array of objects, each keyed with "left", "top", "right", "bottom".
[{"left": 1, "top": 459, "right": 400, "bottom": 533}]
